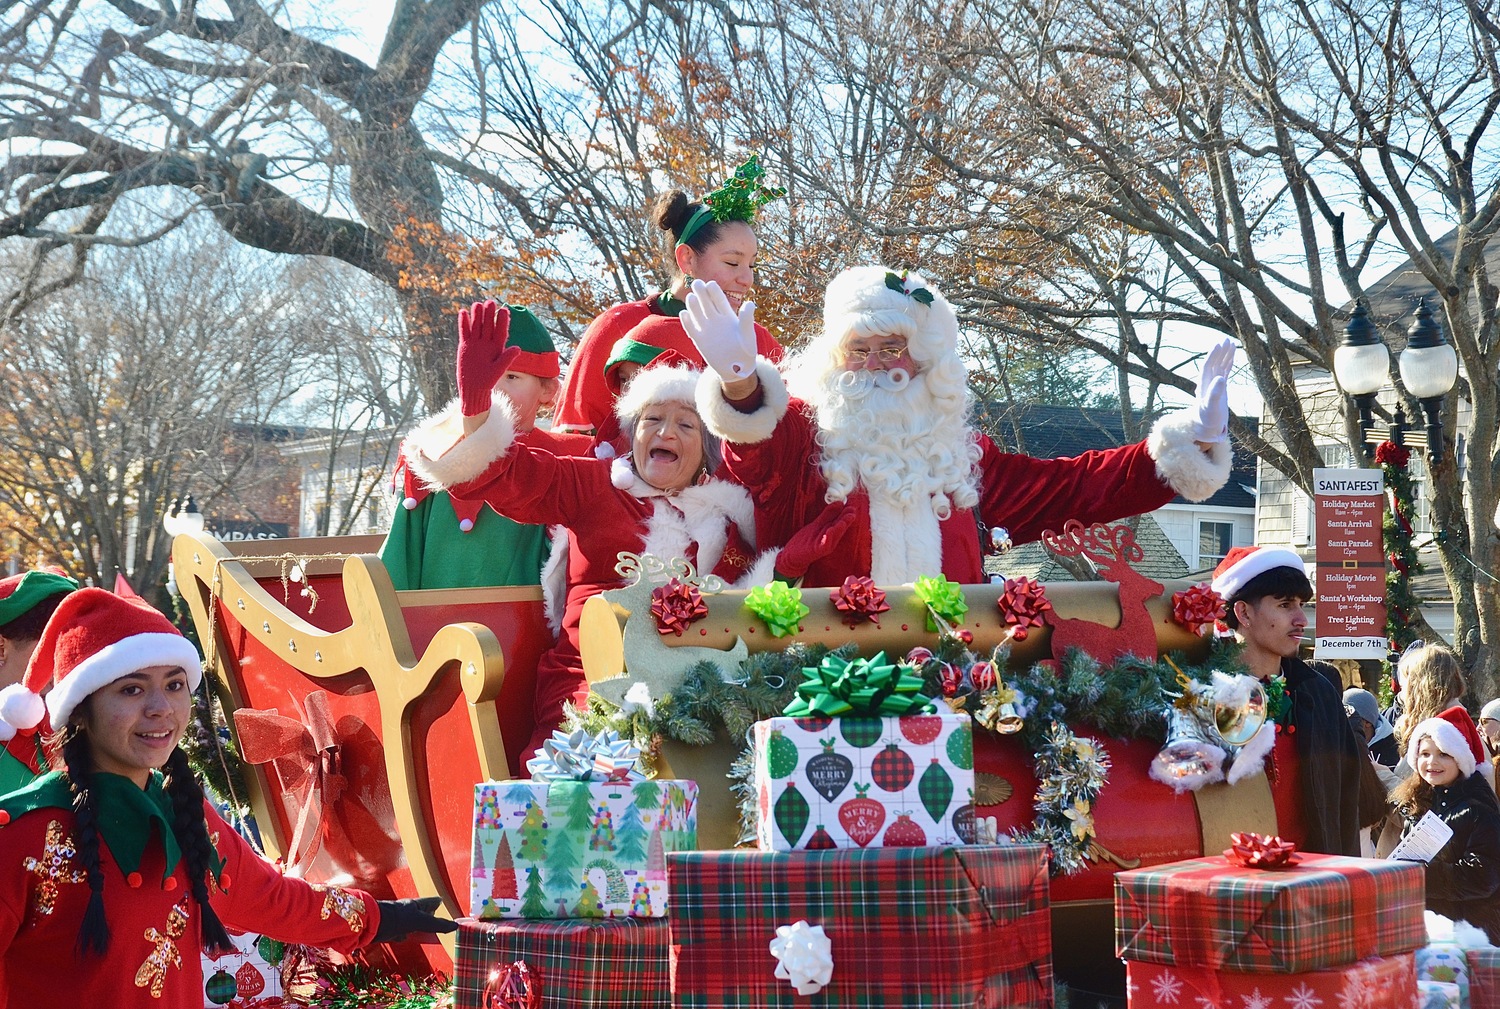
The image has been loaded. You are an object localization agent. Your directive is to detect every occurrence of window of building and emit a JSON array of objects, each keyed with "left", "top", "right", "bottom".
[{"left": 1198, "top": 520, "right": 1234, "bottom": 569}]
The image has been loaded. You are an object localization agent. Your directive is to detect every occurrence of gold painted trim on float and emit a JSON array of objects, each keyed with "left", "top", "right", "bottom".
[{"left": 172, "top": 532, "right": 512, "bottom": 957}]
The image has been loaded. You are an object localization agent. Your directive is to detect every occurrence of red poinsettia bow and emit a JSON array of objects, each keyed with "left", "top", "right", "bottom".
[
  {"left": 650, "top": 578, "right": 708, "bottom": 636},
  {"left": 1224, "top": 831, "right": 1298, "bottom": 868},
  {"left": 830, "top": 576, "right": 890, "bottom": 627},
  {"left": 234, "top": 691, "right": 348, "bottom": 873},
  {"left": 1171, "top": 583, "right": 1225, "bottom": 636},
  {"left": 996, "top": 577, "right": 1052, "bottom": 641}
]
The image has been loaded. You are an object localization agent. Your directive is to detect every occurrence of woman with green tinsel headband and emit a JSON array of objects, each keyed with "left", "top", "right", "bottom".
[{"left": 554, "top": 155, "right": 788, "bottom": 437}]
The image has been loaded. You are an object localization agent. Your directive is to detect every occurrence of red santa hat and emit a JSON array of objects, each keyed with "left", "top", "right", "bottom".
[
  {"left": 613, "top": 363, "right": 704, "bottom": 424},
  {"left": 0, "top": 588, "right": 201, "bottom": 733},
  {"left": 1405, "top": 706, "right": 1483, "bottom": 778},
  {"left": 1210, "top": 546, "right": 1307, "bottom": 600}
]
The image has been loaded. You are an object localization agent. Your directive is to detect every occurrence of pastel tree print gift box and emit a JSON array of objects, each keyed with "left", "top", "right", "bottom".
[
  {"left": 470, "top": 730, "right": 696, "bottom": 919},
  {"left": 750, "top": 652, "right": 975, "bottom": 851}
]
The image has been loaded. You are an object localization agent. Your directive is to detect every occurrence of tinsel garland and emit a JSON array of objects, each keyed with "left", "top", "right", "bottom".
[
  {"left": 1011, "top": 722, "right": 1110, "bottom": 876},
  {"left": 298, "top": 965, "right": 452, "bottom": 1009},
  {"left": 1377, "top": 439, "right": 1421, "bottom": 654}
]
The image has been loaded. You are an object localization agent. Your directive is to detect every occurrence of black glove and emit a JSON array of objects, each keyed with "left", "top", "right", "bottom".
[{"left": 373, "top": 896, "right": 458, "bottom": 943}]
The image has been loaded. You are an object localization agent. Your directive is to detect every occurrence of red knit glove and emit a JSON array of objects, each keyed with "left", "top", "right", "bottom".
[
  {"left": 456, "top": 300, "right": 518, "bottom": 416},
  {"left": 775, "top": 500, "right": 860, "bottom": 582}
]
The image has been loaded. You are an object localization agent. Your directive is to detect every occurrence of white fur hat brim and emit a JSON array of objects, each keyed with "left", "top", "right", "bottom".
[
  {"left": 1407, "top": 716, "right": 1478, "bottom": 778},
  {"left": 1211, "top": 547, "right": 1307, "bottom": 600},
  {"left": 45, "top": 632, "right": 203, "bottom": 730},
  {"left": 614, "top": 364, "right": 703, "bottom": 422}
]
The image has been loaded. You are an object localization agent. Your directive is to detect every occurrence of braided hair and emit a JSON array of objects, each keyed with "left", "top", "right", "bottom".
[
  {"left": 57, "top": 725, "right": 110, "bottom": 956},
  {"left": 56, "top": 724, "right": 234, "bottom": 956},
  {"left": 163, "top": 746, "right": 234, "bottom": 955}
]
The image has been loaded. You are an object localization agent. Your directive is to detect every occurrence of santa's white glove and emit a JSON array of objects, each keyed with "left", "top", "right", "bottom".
[
  {"left": 683, "top": 279, "right": 758, "bottom": 382},
  {"left": 1192, "top": 337, "right": 1235, "bottom": 443}
]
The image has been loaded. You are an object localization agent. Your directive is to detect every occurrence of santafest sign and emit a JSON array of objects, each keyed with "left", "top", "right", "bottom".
[{"left": 1312, "top": 468, "right": 1388, "bottom": 659}]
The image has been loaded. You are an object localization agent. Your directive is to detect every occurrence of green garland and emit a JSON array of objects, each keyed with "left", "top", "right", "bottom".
[
  {"left": 1378, "top": 439, "right": 1421, "bottom": 653},
  {"left": 568, "top": 636, "right": 1246, "bottom": 860},
  {"left": 298, "top": 964, "right": 451, "bottom": 1009}
]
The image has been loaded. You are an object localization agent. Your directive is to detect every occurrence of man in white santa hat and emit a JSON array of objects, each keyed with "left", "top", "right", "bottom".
[{"left": 685, "top": 266, "right": 1236, "bottom": 585}]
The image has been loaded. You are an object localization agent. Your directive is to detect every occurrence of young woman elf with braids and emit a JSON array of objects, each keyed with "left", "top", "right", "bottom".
[
  {"left": 553, "top": 154, "right": 788, "bottom": 437},
  {"left": 0, "top": 588, "right": 454, "bottom": 1006}
]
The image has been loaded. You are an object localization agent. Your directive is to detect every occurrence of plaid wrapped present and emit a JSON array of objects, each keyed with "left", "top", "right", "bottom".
[
  {"left": 1469, "top": 947, "right": 1500, "bottom": 1009},
  {"left": 471, "top": 778, "right": 696, "bottom": 919},
  {"left": 1127, "top": 953, "right": 1416, "bottom": 1009},
  {"left": 1115, "top": 853, "right": 1424, "bottom": 973},
  {"left": 668, "top": 843, "right": 1051, "bottom": 1008},
  {"left": 453, "top": 916, "right": 669, "bottom": 1009},
  {"left": 752, "top": 713, "right": 975, "bottom": 850}
]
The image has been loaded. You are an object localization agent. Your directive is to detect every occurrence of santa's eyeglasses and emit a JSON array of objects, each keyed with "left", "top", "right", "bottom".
[{"left": 843, "top": 345, "right": 908, "bottom": 364}]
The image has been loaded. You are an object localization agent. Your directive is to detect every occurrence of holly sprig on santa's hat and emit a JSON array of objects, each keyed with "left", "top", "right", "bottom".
[{"left": 884, "top": 270, "right": 934, "bottom": 305}]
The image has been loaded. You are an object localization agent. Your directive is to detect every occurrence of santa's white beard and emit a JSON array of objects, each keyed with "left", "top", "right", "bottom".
[{"left": 811, "top": 370, "right": 980, "bottom": 583}]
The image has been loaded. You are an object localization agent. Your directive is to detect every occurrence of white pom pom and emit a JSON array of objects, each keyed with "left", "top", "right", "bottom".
[
  {"left": 594, "top": 443, "right": 617, "bottom": 460},
  {"left": 0, "top": 720, "right": 15, "bottom": 742},
  {"left": 610, "top": 457, "right": 635, "bottom": 490},
  {"left": 0, "top": 684, "right": 45, "bottom": 731},
  {"left": 458, "top": 518, "right": 474, "bottom": 532},
  {"left": 402, "top": 496, "right": 418, "bottom": 510}
]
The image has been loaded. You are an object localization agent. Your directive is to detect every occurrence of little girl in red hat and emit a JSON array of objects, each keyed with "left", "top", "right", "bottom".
[
  {"left": 0, "top": 588, "right": 454, "bottom": 1006},
  {"left": 1389, "top": 707, "right": 1500, "bottom": 944}
]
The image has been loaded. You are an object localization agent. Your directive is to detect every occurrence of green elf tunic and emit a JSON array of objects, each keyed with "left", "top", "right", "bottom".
[
  {"left": 378, "top": 304, "right": 592, "bottom": 591},
  {"left": 0, "top": 770, "right": 379, "bottom": 1008}
]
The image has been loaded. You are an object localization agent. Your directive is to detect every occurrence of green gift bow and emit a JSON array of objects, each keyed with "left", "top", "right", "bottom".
[
  {"left": 913, "top": 574, "right": 968, "bottom": 631},
  {"left": 745, "top": 581, "right": 809, "bottom": 637},
  {"left": 783, "top": 651, "right": 936, "bottom": 717}
]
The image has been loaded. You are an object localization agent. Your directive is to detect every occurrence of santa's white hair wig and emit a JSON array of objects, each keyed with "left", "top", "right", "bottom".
[{"left": 783, "top": 266, "right": 980, "bottom": 514}]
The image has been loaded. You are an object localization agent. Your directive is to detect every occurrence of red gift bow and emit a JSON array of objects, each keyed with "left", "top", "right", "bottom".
[
  {"left": 830, "top": 576, "right": 891, "bottom": 627},
  {"left": 650, "top": 578, "right": 708, "bottom": 637},
  {"left": 1171, "top": 583, "right": 1226, "bottom": 636},
  {"left": 1223, "top": 831, "right": 1298, "bottom": 868},
  {"left": 996, "top": 577, "right": 1051, "bottom": 641},
  {"left": 484, "top": 961, "right": 541, "bottom": 1009},
  {"left": 233, "top": 691, "right": 348, "bottom": 873}
]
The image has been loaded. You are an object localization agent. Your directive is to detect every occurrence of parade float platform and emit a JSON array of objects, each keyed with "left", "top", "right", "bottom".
[{"left": 173, "top": 526, "right": 1289, "bottom": 990}]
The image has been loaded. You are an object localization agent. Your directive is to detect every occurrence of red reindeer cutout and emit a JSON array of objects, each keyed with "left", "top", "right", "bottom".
[{"left": 1040, "top": 520, "right": 1163, "bottom": 665}]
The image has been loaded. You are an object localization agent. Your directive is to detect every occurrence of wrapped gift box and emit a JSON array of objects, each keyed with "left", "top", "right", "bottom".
[
  {"left": 201, "top": 929, "right": 289, "bottom": 1008},
  {"left": 1469, "top": 947, "right": 1499, "bottom": 1009},
  {"left": 470, "top": 778, "right": 696, "bottom": 919},
  {"left": 1127, "top": 953, "right": 1415, "bottom": 1009},
  {"left": 668, "top": 843, "right": 1051, "bottom": 1008},
  {"left": 751, "top": 713, "right": 974, "bottom": 851},
  {"left": 453, "top": 915, "right": 669, "bottom": 1009},
  {"left": 1423, "top": 980, "right": 1466, "bottom": 1009},
  {"left": 1115, "top": 853, "right": 1424, "bottom": 973},
  {"left": 1418, "top": 943, "right": 1472, "bottom": 1009}
]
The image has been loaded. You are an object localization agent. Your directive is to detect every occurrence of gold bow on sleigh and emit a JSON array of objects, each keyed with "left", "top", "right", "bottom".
[{"left": 234, "top": 690, "right": 348, "bottom": 874}]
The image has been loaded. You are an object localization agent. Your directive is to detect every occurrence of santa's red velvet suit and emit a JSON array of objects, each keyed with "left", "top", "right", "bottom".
[{"left": 406, "top": 366, "right": 756, "bottom": 763}]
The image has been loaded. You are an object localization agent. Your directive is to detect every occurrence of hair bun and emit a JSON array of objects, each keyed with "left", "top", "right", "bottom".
[{"left": 652, "top": 190, "right": 697, "bottom": 237}]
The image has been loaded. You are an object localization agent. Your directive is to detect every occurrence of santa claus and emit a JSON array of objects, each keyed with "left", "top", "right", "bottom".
[{"left": 686, "top": 266, "right": 1236, "bottom": 586}]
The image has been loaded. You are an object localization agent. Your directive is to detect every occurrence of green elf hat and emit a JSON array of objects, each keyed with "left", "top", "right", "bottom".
[
  {"left": 501, "top": 305, "right": 562, "bottom": 379},
  {"left": 676, "top": 153, "right": 787, "bottom": 248},
  {"left": 603, "top": 332, "right": 692, "bottom": 396},
  {"left": 0, "top": 570, "right": 78, "bottom": 629}
]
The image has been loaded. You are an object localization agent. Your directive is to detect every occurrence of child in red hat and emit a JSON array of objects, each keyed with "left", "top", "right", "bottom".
[
  {"left": 1389, "top": 707, "right": 1500, "bottom": 943},
  {"left": 0, "top": 588, "right": 454, "bottom": 1006}
]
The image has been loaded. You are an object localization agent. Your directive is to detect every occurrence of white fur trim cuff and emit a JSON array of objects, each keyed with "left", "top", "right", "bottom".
[
  {"left": 404, "top": 398, "right": 516, "bottom": 492},
  {"left": 1149, "top": 410, "right": 1232, "bottom": 502},
  {"left": 45, "top": 633, "right": 203, "bottom": 729},
  {"left": 696, "top": 359, "right": 789, "bottom": 445}
]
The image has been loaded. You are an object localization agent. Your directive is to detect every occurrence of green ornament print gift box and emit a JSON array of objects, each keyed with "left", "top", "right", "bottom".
[
  {"left": 470, "top": 778, "right": 697, "bottom": 920},
  {"left": 752, "top": 712, "right": 975, "bottom": 851}
]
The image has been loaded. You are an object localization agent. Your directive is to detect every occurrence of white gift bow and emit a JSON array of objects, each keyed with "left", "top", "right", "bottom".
[{"left": 769, "top": 920, "right": 834, "bottom": 996}]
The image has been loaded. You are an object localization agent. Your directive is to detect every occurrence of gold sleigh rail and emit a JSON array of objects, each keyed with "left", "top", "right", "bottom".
[{"left": 172, "top": 531, "right": 514, "bottom": 957}]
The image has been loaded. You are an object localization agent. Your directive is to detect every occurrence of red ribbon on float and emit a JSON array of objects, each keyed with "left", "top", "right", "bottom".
[
  {"left": 233, "top": 690, "right": 349, "bottom": 873},
  {"left": 1171, "top": 583, "right": 1225, "bottom": 636},
  {"left": 1223, "top": 831, "right": 1298, "bottom": 869}
]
